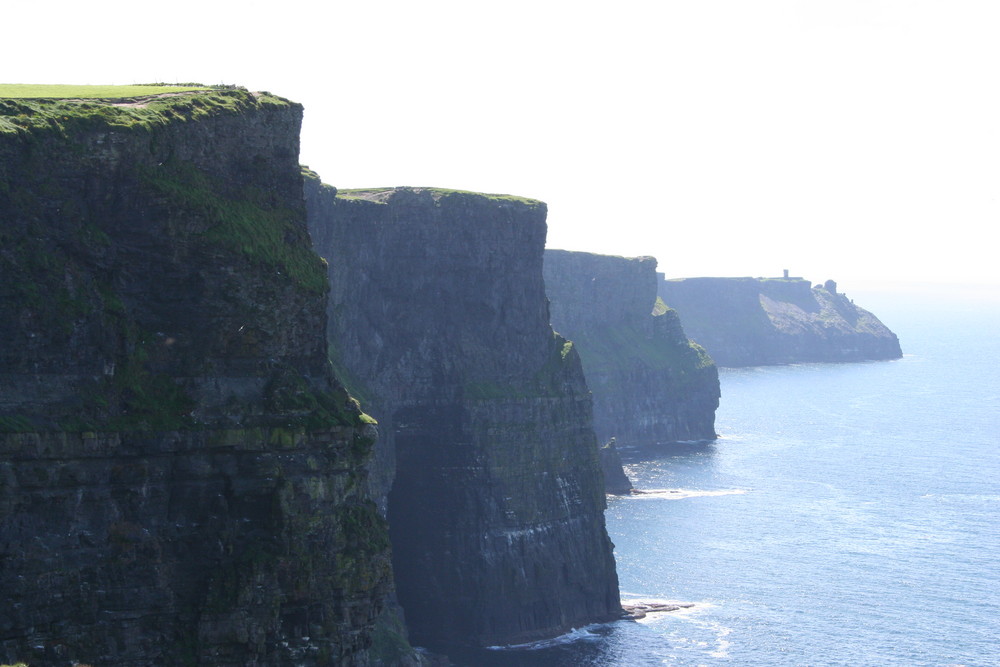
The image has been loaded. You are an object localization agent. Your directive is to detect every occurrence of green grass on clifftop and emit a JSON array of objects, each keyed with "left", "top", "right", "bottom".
[
  {"left": 0, "top": 84, "right": 292, "bottom": 135},
  {"left": 338, "top": 186, "right": 544, "bottom": 207},
  {"left": 0, "top": 83, "right": 209, "bottom": 98}
]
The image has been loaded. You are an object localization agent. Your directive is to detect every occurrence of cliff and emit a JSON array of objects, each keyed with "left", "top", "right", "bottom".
[
  {"left": 658, "top": 276, "right": 903, "bottom": 367},
  {"left": 0, "top": 88, "right": 390, "bottom": 665},
  {"left": 543, "top": 250, "right": 719, "bottom": 461},
  {"left": 304, "top": 183, "right": 622, "bottom": 650}
]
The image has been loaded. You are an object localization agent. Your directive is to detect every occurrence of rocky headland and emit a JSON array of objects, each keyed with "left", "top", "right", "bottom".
[
  {"left": 658, "top": 275, "right": 903, "bottom": 367},
  {"left": 0, "top": 88, "right": 390, "bottom": 665},
  {"left": 543, "top": 250, "right": 720, "bottom": 467},
  {"left": 304, "top": 184, "right": 622, "bottom": 651}
]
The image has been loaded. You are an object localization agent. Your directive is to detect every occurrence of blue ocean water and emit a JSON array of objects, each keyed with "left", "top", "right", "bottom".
[{"left": 455, "top": 287, "right": 1000, "bottom": 666}]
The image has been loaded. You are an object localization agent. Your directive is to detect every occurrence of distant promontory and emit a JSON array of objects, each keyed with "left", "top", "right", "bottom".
[{"left": 658, "top": 274, "right": 902, "bottom": 367}]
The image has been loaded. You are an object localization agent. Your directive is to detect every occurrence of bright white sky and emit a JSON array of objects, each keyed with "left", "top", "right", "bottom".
[{"left": 6, "top": 1, "right": 1000, "bottom": 290}]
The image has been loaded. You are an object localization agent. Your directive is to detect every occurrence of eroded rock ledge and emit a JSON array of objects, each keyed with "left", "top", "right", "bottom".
[{"left": 621, "top": 601, "right": 696, "bottom": 619}]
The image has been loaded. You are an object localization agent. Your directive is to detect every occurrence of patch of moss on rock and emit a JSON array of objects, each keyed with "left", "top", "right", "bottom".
[{"left": 141, "top": 159, "right": 327, "bottom": 294}]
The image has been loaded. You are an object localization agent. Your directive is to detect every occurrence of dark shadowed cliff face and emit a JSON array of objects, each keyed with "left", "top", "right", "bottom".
[
  {"left": 543, "top": 250, "right": 719, "bottom": 462},
  {"left": 0, "top": 91, "right": 390, "bottom": 665},
  {"left": 658, "top": 276, "right": 903, "bottom": 367},
  {"left": 305, "top": 184, "right": 621, "bottom": 649}
]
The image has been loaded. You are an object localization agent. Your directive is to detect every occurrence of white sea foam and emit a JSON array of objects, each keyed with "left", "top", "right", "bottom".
[
  {"left": 655, "top": 601, "right": 732, "bottom": 658},
  {"left": 707, "top": 622, "right": 733, "bottom": 658},
  {"left": 921, "top": 493, "right": 1000, "bottom": 503},
  {"left": 623, "top": 599, "right": 733, "bottom": 658},
  {"left": 627, "top": 488, "right": 748, "bottom": 499},
  {"left": 486, "top": 624, "right": 603, "bottom": 651}
]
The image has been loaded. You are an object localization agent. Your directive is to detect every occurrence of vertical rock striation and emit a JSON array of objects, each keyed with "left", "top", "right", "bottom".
[
  {"left": 0, "top": 90, "right": 390, "bottom": 665},
  {"left": 543, "top": 250, "right": 719, "bottom": 459},
  {"left": 658, "top": 276, "right": 903, "bottom": 367},
  {"left": 305, "top": 184, "right": 622, "bottom": 650}
]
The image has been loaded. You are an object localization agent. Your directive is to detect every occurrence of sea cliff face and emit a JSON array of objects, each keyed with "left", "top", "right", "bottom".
[
  {"left": 305, "top": 184, "right": 622, "bottom": 649},
  {"left": 544, "top": 250, "right": 719, "bottom": 460},
  {"left": 658, "top": 276, "right": 903, "bottom": 367},
  {"left": 0, "top": 90, "right": 390, "bottom": 665}
]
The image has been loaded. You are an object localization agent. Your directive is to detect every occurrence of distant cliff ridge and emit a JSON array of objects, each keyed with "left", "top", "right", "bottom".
[
  {"left": 1, "top": 89, "right": 389, "bottom": 665},
  {"left": 305, "top": 184, "right": 622, "bottom": 650},
  {"left": 544, "top": 250, "right": 719, "bottom": 463},
  {"left": 658, "top": 276, "right": 903, "bottom": 367}
]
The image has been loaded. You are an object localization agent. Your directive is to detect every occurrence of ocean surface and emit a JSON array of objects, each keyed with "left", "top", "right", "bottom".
[{"left": 450, "top": 286, "right": 1000, "bottom": 666}]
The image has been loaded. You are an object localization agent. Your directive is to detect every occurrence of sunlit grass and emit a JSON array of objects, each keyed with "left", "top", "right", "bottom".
[
  {"left": 0, "top": 87, "right": 289, "bottom": 136},
  {"left": 0, "top": 83, "right": 209, "bottom": 99},
  {"left": 338, "top": 186, "right": 544, "bottom": 207}
]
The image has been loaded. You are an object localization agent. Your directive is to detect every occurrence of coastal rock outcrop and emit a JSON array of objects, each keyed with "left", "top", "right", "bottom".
[
  {"left": 658, "top": 276, "right": 903, "bottom": 367},
  {"left": 305, "top": 184, "right": 622, "bottom": 650},
  {"left": 543, "top": 250, "right": 719, "bottom": 457},
  {"left": 0, "top": 89, "right": 390, "bottom": 665}
]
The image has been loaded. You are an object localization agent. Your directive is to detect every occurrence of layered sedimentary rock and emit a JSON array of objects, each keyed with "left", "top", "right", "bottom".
[
  {"left": 543, "top": 250, "right": 719, "bottom": 459},
  {"left": 305, "top": 184, "right": 622, "bottom": 650},
  {"left": 0, "top": 89, "right": 390, "bottom": 665},
  {"left": 658, "top": 276, "right": 903, "bottom": 367}
]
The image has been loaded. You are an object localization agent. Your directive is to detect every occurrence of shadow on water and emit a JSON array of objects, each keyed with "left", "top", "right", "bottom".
[{"left": 617, "top": 439, "right": 719, "bottom": 465}]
